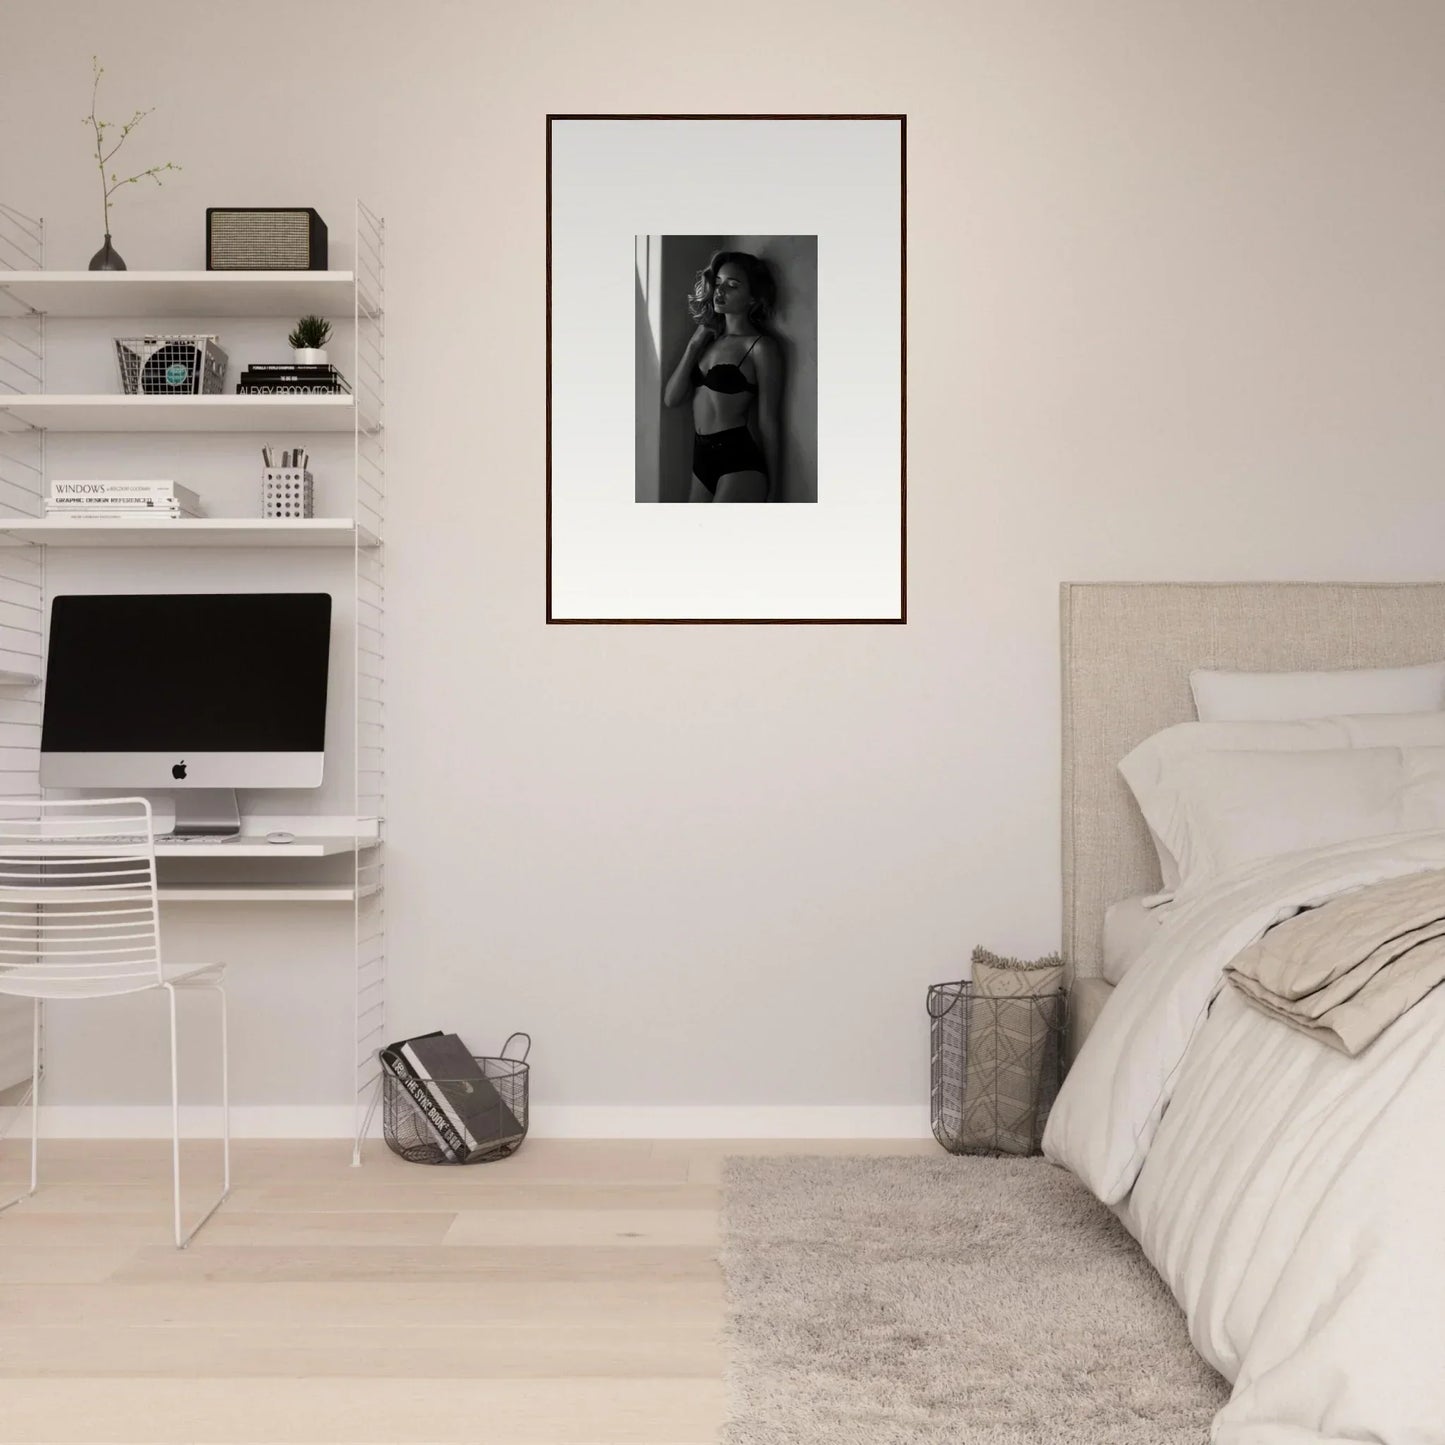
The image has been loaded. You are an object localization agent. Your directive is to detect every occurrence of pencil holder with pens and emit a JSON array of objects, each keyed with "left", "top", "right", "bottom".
[{"left": 262, "top": 467, "right": 314, "bottom": 518}]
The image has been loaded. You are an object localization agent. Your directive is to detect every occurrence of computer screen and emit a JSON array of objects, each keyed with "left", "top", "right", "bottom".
[{"left": 40, "top": 592, "right": 332, "bottom": 790}]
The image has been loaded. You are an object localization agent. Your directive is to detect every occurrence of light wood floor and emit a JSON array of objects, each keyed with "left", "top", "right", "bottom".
[{"left": 0, "top": 1137, "right": 936, "bottom": 1444}]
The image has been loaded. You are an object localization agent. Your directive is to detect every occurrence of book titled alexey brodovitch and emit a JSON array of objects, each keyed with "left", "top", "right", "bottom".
[
  {"left": 382, "top": 1031, "right": 526, "bottom": 1163},
  {"left": 237, "top": 363, "right": 351, "bottom": 396}
]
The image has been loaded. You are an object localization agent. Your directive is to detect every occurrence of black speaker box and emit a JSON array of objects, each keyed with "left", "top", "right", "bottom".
[{"left": 206, "top": 208, "right": 328, "bottom": 270}]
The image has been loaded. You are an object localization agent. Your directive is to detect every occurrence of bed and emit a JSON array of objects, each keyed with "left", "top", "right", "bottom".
[{"left": 1047, "top": 581, "right": 1445, "bottom": 1445}]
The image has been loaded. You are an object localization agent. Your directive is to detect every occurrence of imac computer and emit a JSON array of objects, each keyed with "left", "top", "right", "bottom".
[{"left": 40, "top": 593, "right": 332, "bottom": 836}]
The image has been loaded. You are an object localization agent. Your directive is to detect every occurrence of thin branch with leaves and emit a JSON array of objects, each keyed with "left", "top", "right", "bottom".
[{"left": 83, "top": 56, "right": 180, "bottom": 236}]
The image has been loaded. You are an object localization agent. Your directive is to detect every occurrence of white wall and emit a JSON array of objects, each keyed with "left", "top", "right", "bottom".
[{"left": 4, "top": 0, "right": 1445, "bottom": 1132}]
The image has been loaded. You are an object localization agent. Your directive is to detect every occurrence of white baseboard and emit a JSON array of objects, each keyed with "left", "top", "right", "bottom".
[
  {"left": 0, "top": 1104, "right": 932, "bottom": 1140},
  {"left": 530, "top": 1106, "right": 932, "bottom": 1139},
  {"left": 0, "top": 1106, "right": 369, "bottom": 1139}
]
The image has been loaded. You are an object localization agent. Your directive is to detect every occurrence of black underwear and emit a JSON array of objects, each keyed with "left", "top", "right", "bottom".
[{"left": 692, "top": 426, "right": 766, "bottom": 494}]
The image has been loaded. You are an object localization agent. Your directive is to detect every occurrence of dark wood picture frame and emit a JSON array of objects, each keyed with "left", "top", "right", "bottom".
[{"left": 546, "top": 114, "right": 907, "bottom": 625}]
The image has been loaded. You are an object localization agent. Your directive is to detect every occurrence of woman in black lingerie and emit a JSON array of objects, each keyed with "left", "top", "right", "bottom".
[{"left": 662, "top": 251, "right": 781, "bottom": 503}]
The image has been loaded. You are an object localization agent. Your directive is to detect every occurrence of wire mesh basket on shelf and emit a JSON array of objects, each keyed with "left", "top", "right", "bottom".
[
  {"left": 928, "top": 981, "right": 1064, "bottom": 1156},
  {"left": 381, "top": 1032, "right": 530, "bottom": 1165},
  {"left": 114, "top": 334, "right": 228, "bottom": 395}
]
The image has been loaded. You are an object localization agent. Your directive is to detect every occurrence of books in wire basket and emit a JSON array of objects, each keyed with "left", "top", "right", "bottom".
[
  {"left": 47, "top": 480, "right": 203, "bottom": 520},
  {"left": 380, "top": 1031, "right": 528, "bottom": 1164}
]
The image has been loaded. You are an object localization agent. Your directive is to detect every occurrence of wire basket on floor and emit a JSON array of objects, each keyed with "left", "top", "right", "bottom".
[
  {"left": 381, "top": 1033, "right": 529, "bottom": 1165},
  {"left": 928, "top": 981, "right": 1064, "bottom": 1156}
]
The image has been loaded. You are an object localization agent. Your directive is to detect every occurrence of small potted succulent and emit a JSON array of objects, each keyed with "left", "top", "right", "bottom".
[{"left": 288, "top": 314, "right": 332, "bottom": 365}]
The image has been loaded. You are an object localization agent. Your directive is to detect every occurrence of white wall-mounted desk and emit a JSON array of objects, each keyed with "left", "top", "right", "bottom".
[
  {"left": 157, "top": 882, "right": 381, "bottom": 903},
  {"left": 152, "top": 834, "right": 373, "bottom": 859},
  {"left": 154, "top": 833, "right": 383, "bottom": 902},
  {"left": 3, "top": 826, "right": 382, "bottom": 905},
  {"left": 4, "top": 832, "right": 377, "bottom": 860}
]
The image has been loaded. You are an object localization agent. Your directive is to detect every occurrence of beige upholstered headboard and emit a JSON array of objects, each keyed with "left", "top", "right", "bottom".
[{"left": 1061, "top": 581, "right": 1445, "bottom": 980}]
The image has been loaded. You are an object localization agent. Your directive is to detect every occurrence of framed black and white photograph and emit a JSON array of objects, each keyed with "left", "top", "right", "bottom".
[{"left": 547, "top": 115, "right": 906, "bottom": 623}]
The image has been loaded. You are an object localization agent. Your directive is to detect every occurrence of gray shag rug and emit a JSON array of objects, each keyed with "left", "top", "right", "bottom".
[{"left": 720, "top": 1155, "right": 1229, "bottom": 1443}]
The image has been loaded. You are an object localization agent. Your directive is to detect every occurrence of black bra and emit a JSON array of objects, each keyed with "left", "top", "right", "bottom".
[{"left": 692, "top": 334, "right": 761, "bottom": 395}]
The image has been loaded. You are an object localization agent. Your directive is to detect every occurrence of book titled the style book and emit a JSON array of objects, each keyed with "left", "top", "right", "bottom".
[
  {"left": 380, "top": 1032, "right": 462, "bottom": 1160},
  {"left": 383, "top": 1031, "right": 525, "bottom": 1161}
]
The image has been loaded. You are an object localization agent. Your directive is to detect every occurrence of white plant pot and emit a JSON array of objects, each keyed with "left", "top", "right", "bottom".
[{"left": 293, "top": 348, "right": 328, "bottom": 365}]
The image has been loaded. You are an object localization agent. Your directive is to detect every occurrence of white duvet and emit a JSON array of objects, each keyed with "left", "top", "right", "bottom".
[{"left": 1044, "top": 831, "right": 1445, "bottom": 1445}]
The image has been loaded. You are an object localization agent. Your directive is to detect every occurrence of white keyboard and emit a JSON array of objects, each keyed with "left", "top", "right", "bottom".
[{"left": 76, "top": 834, "right": 243, "bottom": 845}]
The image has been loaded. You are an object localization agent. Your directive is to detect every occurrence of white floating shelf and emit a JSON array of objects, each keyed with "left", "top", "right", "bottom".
[
  {"left": 158, "top": 883, "right": 378, "bottom": 904},
  {"left": 152, "top": 835, "right": 362, "bottom": 859},
  {"left": 0, "top": 394, "right": 357, "bottom": 433},
  {"left": 0, "top": 517, "right": 378, "bottom": 549},
  {"left": 0, "top": 835, "right": 366, "bottom": 861},
  {"left": 0, "top": 270, "right": 374, "bottom": 319}
]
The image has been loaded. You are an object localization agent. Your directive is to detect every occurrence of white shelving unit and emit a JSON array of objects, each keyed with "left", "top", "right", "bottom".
[{"left": 0, "top": 199, "right": 387, "bottom": 1162}]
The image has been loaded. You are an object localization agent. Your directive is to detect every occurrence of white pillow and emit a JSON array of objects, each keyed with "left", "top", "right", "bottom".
[
  {"left": 1190, "top": 661, "right": 1445, "bottom": 722},
  {"left": 1120, "top": 712, "right": 1445, "bottom": 894},
  {"left": 1125, "top": 745, "right": 1445, "bottom": 897}
]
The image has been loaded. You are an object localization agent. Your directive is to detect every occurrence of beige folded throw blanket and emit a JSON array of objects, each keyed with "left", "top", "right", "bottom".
[
  {"left": 958, "top": 948, "right": 1065, "bottom": 1155},
  {"left": 1225, "top": 867, "right": 1445, "bottom": 1055}
]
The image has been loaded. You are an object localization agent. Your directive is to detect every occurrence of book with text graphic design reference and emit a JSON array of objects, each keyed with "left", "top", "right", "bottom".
[
  {"left": 381, "top": 1032, "right": 464, "bottom": 1160},
  {"left": 398, "top": 1032, "right": 525, "bottom": 1159},
  {"left": 47, "top": 495, "right": 198, "bottom": 508},
  {"left": 51, "top": 480, "right": 201, "bottom": 511}
]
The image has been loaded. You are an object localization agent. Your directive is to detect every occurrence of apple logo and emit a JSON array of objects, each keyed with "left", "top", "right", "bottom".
[{"left": 172, "top": 761, "right": 187, "bottom": 780}]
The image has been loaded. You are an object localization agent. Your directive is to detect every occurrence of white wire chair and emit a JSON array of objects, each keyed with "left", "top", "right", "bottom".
[{"left": 0, "top": 797, "right": 229, "bottom": 1248}]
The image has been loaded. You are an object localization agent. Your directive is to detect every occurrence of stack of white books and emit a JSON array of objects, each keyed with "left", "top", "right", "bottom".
[{"left": 47, "top": 480, "right": 204, "bottom": 520}]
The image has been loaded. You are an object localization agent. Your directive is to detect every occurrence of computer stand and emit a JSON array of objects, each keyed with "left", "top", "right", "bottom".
[{"left": 169, "top": 790, "right": 241, "bottom": 838}]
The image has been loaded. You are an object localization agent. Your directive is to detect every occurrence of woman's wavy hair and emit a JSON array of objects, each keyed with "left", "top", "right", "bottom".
[{"left": 686, "top": 250, "right": 776, "bottom": 330}]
